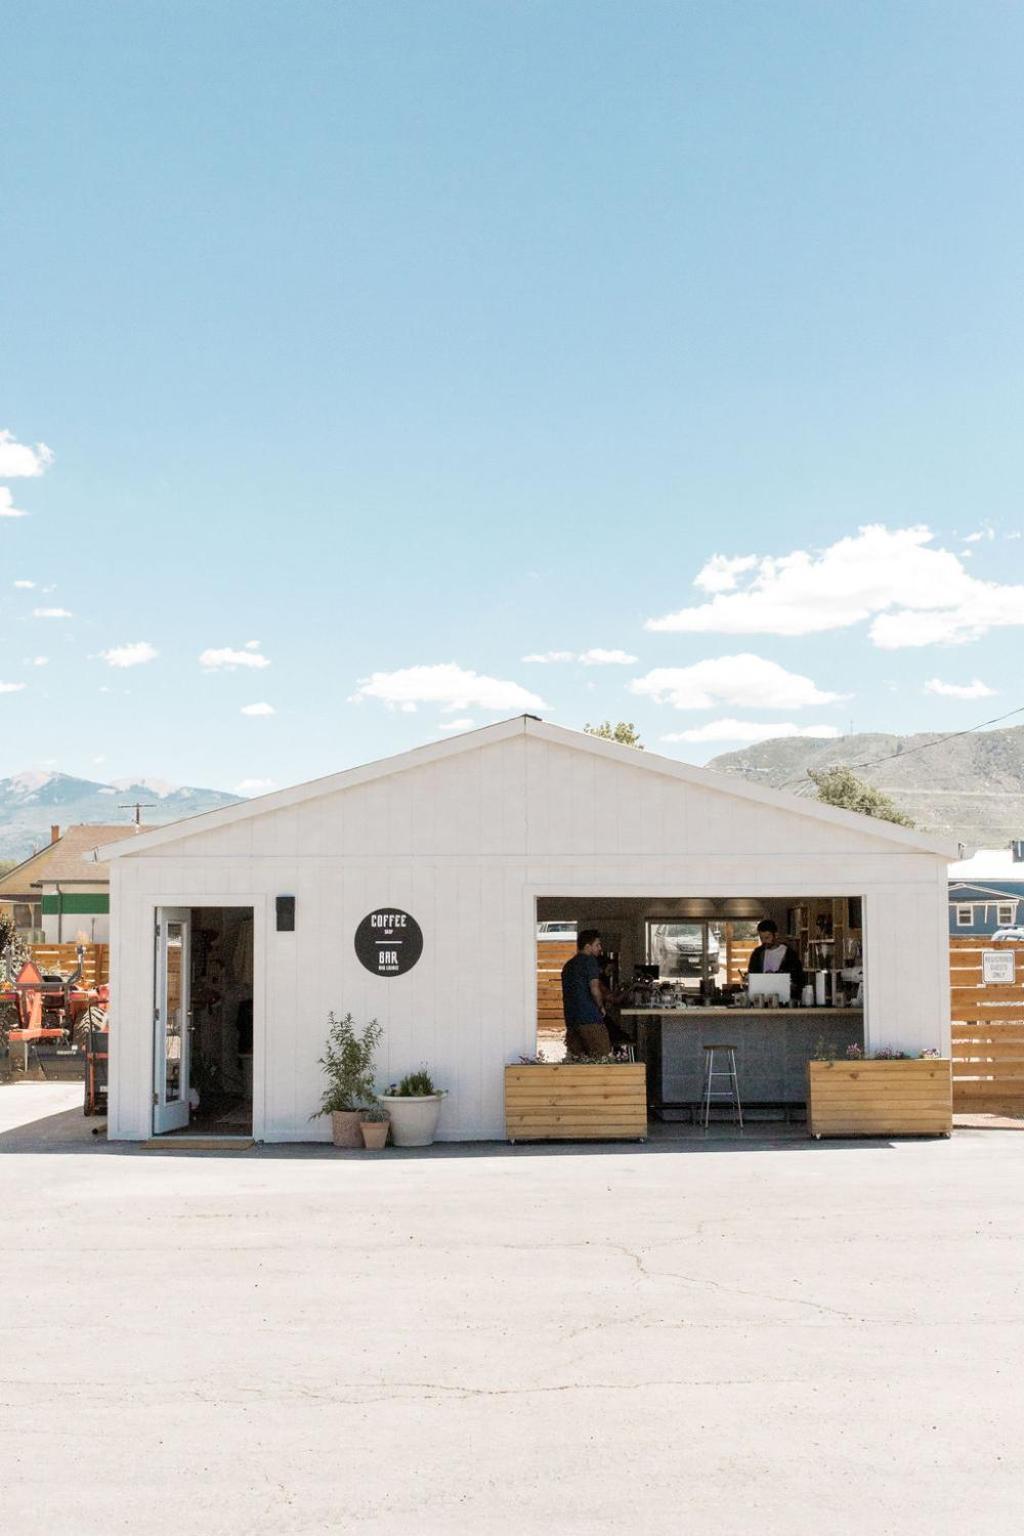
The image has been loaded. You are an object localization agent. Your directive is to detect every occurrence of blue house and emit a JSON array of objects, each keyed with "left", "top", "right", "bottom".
[{"left": 948, "top": 842, "right": 1024, "bottom": 936}]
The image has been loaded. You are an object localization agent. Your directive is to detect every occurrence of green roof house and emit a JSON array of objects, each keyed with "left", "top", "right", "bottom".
[{"left": 0, "top": 824, "right": 140, "bottom": 943}]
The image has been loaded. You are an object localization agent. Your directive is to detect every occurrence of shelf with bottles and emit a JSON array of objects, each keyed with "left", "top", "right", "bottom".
[{"left": 792, "top": 898, "right": 863, "bottom": 972}]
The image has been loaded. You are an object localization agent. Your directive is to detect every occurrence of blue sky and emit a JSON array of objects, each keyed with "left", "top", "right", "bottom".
[{"left": 2, "top": 1, "right": 1022, "bottom": 796}]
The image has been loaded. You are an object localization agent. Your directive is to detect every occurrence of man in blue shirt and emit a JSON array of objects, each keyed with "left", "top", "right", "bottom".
[{"left": 561, "top": 929, "right": 611, "bottom": 1057}]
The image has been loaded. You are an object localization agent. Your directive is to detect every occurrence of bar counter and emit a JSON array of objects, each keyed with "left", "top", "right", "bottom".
[{"left": 621, "top": 1007, "right": 865, "bottom": 1107}]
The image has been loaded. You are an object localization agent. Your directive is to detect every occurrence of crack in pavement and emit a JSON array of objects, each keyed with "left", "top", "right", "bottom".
[{"left": 602, "top": 1242, "right": 863, "bottom": 1321}]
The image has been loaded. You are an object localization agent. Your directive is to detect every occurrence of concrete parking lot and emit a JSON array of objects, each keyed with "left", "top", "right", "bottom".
[{"left": 2, "top": 1083, "right": 1022, "bottom": 1536}]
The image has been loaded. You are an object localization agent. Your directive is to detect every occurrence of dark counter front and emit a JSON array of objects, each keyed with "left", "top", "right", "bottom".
[{"left": 621, "top": 1008, "right": 865, "bottom": 1108}]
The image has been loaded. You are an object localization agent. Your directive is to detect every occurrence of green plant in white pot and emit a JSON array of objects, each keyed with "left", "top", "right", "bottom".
[
  {"left": 381, "top": 1070, "right": 446, "bottom": 1147},
  {"left": 311, "top": 1013, "right": 382, "bottom": 1148}
]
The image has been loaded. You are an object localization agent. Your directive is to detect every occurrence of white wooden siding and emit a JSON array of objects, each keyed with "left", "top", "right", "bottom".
[{"left": 108, "top": 729, "right": 951, "bottom": 1142}]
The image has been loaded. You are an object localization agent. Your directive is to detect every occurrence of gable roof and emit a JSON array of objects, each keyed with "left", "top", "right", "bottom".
[
  {"left": 96, "top": 716, "right": 958, "bottom": 862},
  {"left": 948, "top": 881, "right": 1024, "bottom": 902},
  {"left": 0, "top": 824, "right": 141, "bottom": 897}
]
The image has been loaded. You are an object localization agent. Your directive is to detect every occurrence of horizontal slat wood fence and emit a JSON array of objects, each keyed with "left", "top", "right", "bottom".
[
  {"left": 949, "top": 938, "right": 1024, "bottom": 1113},
  {"left": 29, "top": 943, "right": 109, "bottom": 988},
  {"left": 537, "top": 941, "right": 576, "bottom": 1036},
  {"left": 726, "top": 934, "right": 758, "bottom": 986}
]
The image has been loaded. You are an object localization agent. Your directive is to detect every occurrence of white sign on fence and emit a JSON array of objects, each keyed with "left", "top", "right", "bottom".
[{"left": 982, "top": 949, "right": 1016, "bottom": 986}]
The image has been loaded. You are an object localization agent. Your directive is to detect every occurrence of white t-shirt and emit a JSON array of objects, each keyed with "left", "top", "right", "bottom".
[{"left": 762, "top": 944, "right": 788, "bottom": 974}]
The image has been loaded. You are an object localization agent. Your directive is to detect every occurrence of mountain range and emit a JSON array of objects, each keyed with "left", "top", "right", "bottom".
[
  {"left": 708, "top": 722, "right": 1024, "bottom": 854},
  {"left": 0, "top": 771, "right": 240, "bottom": 862},
  {"left": 3, "top": 722, "right": 1022, "bottom": 864}
]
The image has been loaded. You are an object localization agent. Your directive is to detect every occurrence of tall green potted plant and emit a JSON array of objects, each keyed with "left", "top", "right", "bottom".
[{"left": 311, "top": 1013, "right": 382, "bottom": 1148}]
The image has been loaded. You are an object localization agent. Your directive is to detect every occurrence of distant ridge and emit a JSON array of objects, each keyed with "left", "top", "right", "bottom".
[
  {"left": 707, "top": 722, "right": 1024, "bottom": 854},
  {"left": 0, "top": 771, "right": 240, "bottom": 861}
]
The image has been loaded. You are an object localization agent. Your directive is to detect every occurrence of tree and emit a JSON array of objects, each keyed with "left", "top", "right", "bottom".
[
  {"left": 809, "top": 766, "right": 914, "bottom": 827},
  {"left": 584, "top": 720, "right": 644, "bottom": 750}
]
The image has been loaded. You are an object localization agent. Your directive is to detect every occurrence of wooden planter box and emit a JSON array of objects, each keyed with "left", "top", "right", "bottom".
[
  {"left": 807, "top": 1059, "right": 952, "bottom": 1138},
  {"left": 505, "top": 1063, "right": 647, "bottom": 1142}
]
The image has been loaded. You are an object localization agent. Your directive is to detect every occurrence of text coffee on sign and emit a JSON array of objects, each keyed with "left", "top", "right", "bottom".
[{"left": 354, "top": 909, "right": 424, "bottom": 977}]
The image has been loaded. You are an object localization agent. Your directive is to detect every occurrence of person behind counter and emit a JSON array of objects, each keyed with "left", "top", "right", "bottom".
[
  {"left": 561, "top": 929, "right": 612, "bottom": 1058},
  {"left": 747, "top": 919, "right": 805, "bottom": 999},
  {"left": 599, "top": 960, "right": 635, "bottom": 1054}
]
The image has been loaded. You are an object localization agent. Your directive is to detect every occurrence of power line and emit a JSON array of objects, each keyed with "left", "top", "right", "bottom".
[{"left": 776, "top": 701, "right": 1024, "bottom": 791}]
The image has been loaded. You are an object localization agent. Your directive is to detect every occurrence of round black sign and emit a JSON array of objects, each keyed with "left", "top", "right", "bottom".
[{"left": 354, "top": 909, "right": 423, "bottom": 977}]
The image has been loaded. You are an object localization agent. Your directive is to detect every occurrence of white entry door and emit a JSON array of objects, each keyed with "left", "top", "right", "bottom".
[{"left": 154, "top": 908, "right": 191, "bottom": 1133}]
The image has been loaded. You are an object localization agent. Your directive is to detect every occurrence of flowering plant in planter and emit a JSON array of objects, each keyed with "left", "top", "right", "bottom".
[
  {"left": 386, "top": 1069, "right": 438, "bottom": 1097},
  {"left": 515, "top": 1052, "right": 634, "bottom": 1066},
  {"left": 381, "top": 1069, "right": 446, "bottom": 1147},
  {"left": 807, "top": 1047, "right": 951, "bottom": 1137},
  {"left": 504, "top": 1056, "right": 648, "bottom": 1142}
]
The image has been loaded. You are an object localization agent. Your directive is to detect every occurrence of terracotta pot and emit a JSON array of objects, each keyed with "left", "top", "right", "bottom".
[
  {"left": 330, "top": 1110, "right": 364, "bottom": 1148},
  {"left": 360, "top": 1121, "right": 389, "bottom": 1150}
]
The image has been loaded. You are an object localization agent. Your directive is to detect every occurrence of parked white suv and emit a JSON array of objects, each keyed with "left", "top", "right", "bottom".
[{"left": 537, "top": 921, "right": 577, "bottom": 942}]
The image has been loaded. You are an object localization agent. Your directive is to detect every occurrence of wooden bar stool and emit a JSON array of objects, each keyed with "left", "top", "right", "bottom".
[{"left": 700, "top": 1044, "right": 743, "bottom": 1132}]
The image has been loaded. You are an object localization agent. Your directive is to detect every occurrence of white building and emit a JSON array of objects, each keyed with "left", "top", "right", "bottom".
[{"left": 102, "top": 717, "right": 954, "bottom": 1143}]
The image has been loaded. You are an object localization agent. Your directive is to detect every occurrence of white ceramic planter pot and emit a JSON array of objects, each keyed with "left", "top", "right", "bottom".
[
  {"left": 330, "top": 1110, "right": 365, "bottom": 1148},
  {"left": 380, "top": 1093, "right": 444, "bottom": 1147}
]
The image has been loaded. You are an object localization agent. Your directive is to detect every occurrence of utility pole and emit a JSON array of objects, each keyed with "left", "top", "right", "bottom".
[{"left": 119, "top": 801, "right": 156, "bottom": 827}]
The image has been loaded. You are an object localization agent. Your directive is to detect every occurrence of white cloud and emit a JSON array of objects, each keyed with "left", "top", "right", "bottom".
[
  {"left": 629, "top": 654, "right": 845, "bottom": 711},
  {"left": 0, "top": 488, "right": 28, "bottom": 518},
  {"left": 0, "top": 431, "right": 53, "bottom": 478},
  {"left": 33, "top": 607, "right": 73, "bottom": 619},
  {"left": 0, "top": 681, "right": 27, "bottom": 694},
  {"left": 350, "top": 663, "right": 545, "bottom": 714},
  {"left": 694, "top": 554, "right": 759, "bottom": 593},
  {"left": 100, "top": 641, "right": 158, "bottom": 668},
  {"left": 438, "top": 718, "right": 475, "bottom": 731},
  {"left": 244, "top": 639, "right": 260, "bottom": 649},
  {"left": 579, "top": 648, "right": 638, "bottom": 666},
  {"left": 13, "top": 579, "right": 35, "bottom": 589},
  {"left": 924, "top": 677, "right": 997, "bottom": 700},
  {"left": 235, "top": 777, "right": 275, "bottom": 796},
  {"left": 647, "top": 525, "right": 1024, "bottom": 649},
  {"left": 200, "top": 645, "right": 271, "bottom": 670},
  {"left": 662, "top": 720, "right": 843, "bottom": 744},
  {"left": 25, "top": 656, "right": 48, "bottom": 667},
  {"left": 522, "top": 648, "right": 638, "bottom": 666},
  {"left": 240, "top": 702, "right": 275, "bottom": 716}
]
